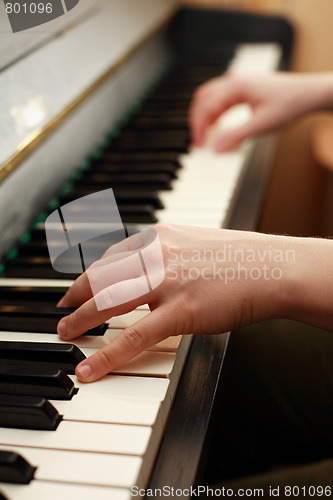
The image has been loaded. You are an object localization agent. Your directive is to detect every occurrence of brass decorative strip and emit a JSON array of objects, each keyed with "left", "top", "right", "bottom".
[{"left": 0, "top": 10, "right": 177, "bottom": 183}]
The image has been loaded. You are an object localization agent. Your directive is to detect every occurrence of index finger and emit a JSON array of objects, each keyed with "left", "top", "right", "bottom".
[
  {"left": 57, "top": 271, "right": 92, "bottom": 308},
  {"left": 75, "top": 304, "right": 177, "bottom": 382}
]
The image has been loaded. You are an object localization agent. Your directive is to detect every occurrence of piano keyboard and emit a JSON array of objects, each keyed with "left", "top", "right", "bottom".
[{"left": 0, "top": 37, "right": 282, "bottom": 500}]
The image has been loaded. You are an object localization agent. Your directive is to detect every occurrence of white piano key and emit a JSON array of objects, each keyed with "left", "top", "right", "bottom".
[
  {"left": 1, "top": 482, "right": 131, "bottom": 500},
  {"left": 0, "top": 445, "right": 141, "bottom": 488},
  {"left": 81, "top": 347, "right": 176, "bottom": 377},
  {"left": 52, "top": 394, "right": 161, "bottom": 425},
  {"left": 71, "top": 374, "right": 169, "bottom": 400},
  {"left": 0, "top": 278, "right": 73, "bottom": 288},
  {"left": 229, "top": 43, "right": 282, "bottom": 74},
  {"left": 137, "top": 303, "right": 150, "bottom": 310},
  {"left": 0, "top": 420, "right": 151, "bottom": 455},
  {"left": 107, "top": 308, "right": 149, "bottom": 327}
]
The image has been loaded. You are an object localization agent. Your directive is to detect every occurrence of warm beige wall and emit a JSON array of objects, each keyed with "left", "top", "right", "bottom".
[{"left": 179, "top": 0, "right": 333, "bottom": 72}]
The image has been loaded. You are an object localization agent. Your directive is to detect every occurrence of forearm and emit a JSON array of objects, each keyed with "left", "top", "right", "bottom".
[
  {"left": 228, "top": 233, "right": 333, "bottom": 332},
  {"left": 282, "top": 237, "right": 333, "bottom": 331},
  {"left": 296, "top": 73, "right": 333, "bottom": 114}
]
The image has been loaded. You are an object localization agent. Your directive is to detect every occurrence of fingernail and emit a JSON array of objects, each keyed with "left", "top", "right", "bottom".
[
  {"left": 57, "top": 320, "right": 67, "bottom": 338},
  {"left": 76, "top": 362, "right": 92, "bottom": 380},
  {"left": 57, "top": 297, "right": 65, "bottom": 307}
]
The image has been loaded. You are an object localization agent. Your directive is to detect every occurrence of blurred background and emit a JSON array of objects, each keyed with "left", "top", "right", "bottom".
[
  {"left": 181, "top": 0, "right": 333, "bottom": 237},
  {"left": 180, "top": 0, "right": 333, "bottom": 73}
]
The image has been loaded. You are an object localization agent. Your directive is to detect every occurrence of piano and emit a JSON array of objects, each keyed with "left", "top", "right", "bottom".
[{"left": 0, "top": 1, "right": 293, "bottom": 498}]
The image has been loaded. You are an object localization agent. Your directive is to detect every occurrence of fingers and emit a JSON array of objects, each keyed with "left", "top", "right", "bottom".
[
  {"left": 214, "top": 120, "right": 258, "bottom": 152},
  {"left": 57, "top": 247, "right": 139, "bottom": 309},
  {"left": 74, "top": 305, "right": 177, "bottom": 382},
  {"left": 189, "top": 94, "right": 225, "bottom": 147},
  {"left": 214, "top": 106, "right": 280, "bottom": 152},
  {"left": 57, "top": 272, "right": 92, "bottom": 308},
  {"left": 58, "top": 228, "right": 160, "bottom": 308},
  {"left": 57, "top": 293, "right": 112, "bottom": 339},
  {"left": 57, "top": 244, "right": 144, "bottom": 309},
  {"left": 189, "top": 76, "right": 244, "bottom": 147},
  {"left": 57, "top": 276, "right": 152, "bottom": 339}
]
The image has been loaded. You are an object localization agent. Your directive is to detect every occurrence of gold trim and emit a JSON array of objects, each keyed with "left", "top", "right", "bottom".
[{"left": 0, "top": 10, "right": 177, "bottom": 183}]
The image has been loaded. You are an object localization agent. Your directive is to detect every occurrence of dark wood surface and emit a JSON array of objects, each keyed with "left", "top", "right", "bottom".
[{"left": 148, "top": 333, "right": 229, "bottom": 495}]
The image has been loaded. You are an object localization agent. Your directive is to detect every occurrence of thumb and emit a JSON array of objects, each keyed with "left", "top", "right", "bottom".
[
  {"left": 215, "top": 116, "right": 261, "bottom": 152},
  {"left": 215, "top": 108, "right": 279, "bottom": 152},
  {"left": 75, "top": 305, "right": 180, "bottom": 382}
]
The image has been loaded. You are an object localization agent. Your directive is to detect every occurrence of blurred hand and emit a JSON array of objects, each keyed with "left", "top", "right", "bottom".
[{"left": 189, "top": 72, "right": 331, "bottom": 151}]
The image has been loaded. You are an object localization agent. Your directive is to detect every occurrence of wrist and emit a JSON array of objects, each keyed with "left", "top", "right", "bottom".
[
  {"left": 246, "top": 234, "right": 298, "bottom": 324},
  {"left": 278, "top": 237, "right": 333, "bottom": 330},
  {"left": 305, "top": 73, "right": 333, "bottom": 112}
]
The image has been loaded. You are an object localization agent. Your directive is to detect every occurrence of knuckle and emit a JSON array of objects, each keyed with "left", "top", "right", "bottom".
[
  {"left": 193, "top": 79, "right": 213, "bottom": 98},
  {"left": 68, "top": 308, "right": 80, "bottom": 332},
  {"left": 63, "top": 286, "right": 73, "bottom": 305},
  {"left": 153, "top": 222, "right": 176, "bottom": 235},
  {"left": 192, "top": 85, "right": 205, "bottom": 100},
  {"left": 121, "top": 326, "right": 145, "bottom": 351},
  {"left": 153, "top": 222, "right": 169, "bottom": 233},
  {"left": 97, "top": 349, "right": 114, "bottom": 371}
]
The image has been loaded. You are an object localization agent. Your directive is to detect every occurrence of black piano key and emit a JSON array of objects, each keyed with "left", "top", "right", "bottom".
[
  {"left": 3, "top": 224, "right": 143, "bottom": 265},
  {"left": 77, "top": 172, "right": 173, "bottom": 190},
  {"left": 130, "top": 115, "right": 188, "bottom": 129},
  {"left": 0, "top": 366, "right": 77, "bottom": 400},
  {"left": 147, "top": 91, "right": 193, "bottom": 101},
  {"left": 55, "top": 202, "right": 158, "bottom": 222},
  {"left": 0, "top": 305, "right": 107, "bottom": 336},
  {"left": 62, "top": 189, "right": 164, "bottom": 209},
  {"left": 0, "top": 394, "right": 61, "bottom": 430},
  {"left": 2, "top": 264, "right": 79, "bottom": 281},
  {"left": 0, "top": 341, "right": 86, "bottom": 374},
  {"left": 113, "top": 190, "right": 164, "bottom": 209},
  {"left": 3, "top": 224, "right": 149, "bottom": 279},
  {"left": 92, "top": 161, "right": 178, "bottom": 178},
  {"left": 10, "top": 242, "right": 51, "bottom": 257},
  {"left": 100, "top": 151, "right": 181, "bottom": 165},
  {"left": 112, "top": 130, "right": 189, "bottom": 151},
  {"left": 13, "top": 232, "right": 118, "bottom": 258},
  {"left": 119, "top": 206, "right": 157, "bottom": 224},
  {"left": 3, "top": 256, "right": 75, "bottom": 273},
  {"left": 0, "top": 450, "right": 36, "bottom": 484},
  {"left": 0, "top": 286, "right": 65, "bottom": 305}
]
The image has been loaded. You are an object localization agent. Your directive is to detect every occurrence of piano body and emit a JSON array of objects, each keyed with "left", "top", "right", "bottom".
[{"left": 0, "top": 1, "right": 293, "bottom": 498}]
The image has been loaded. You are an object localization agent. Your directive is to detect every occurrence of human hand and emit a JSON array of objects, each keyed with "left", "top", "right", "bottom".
[
  {"left": 57, "top": 224, "right": 294, "bottom": 382},
  {"left": 189, "top": 72, "right": 333, "bottom": 151}
]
